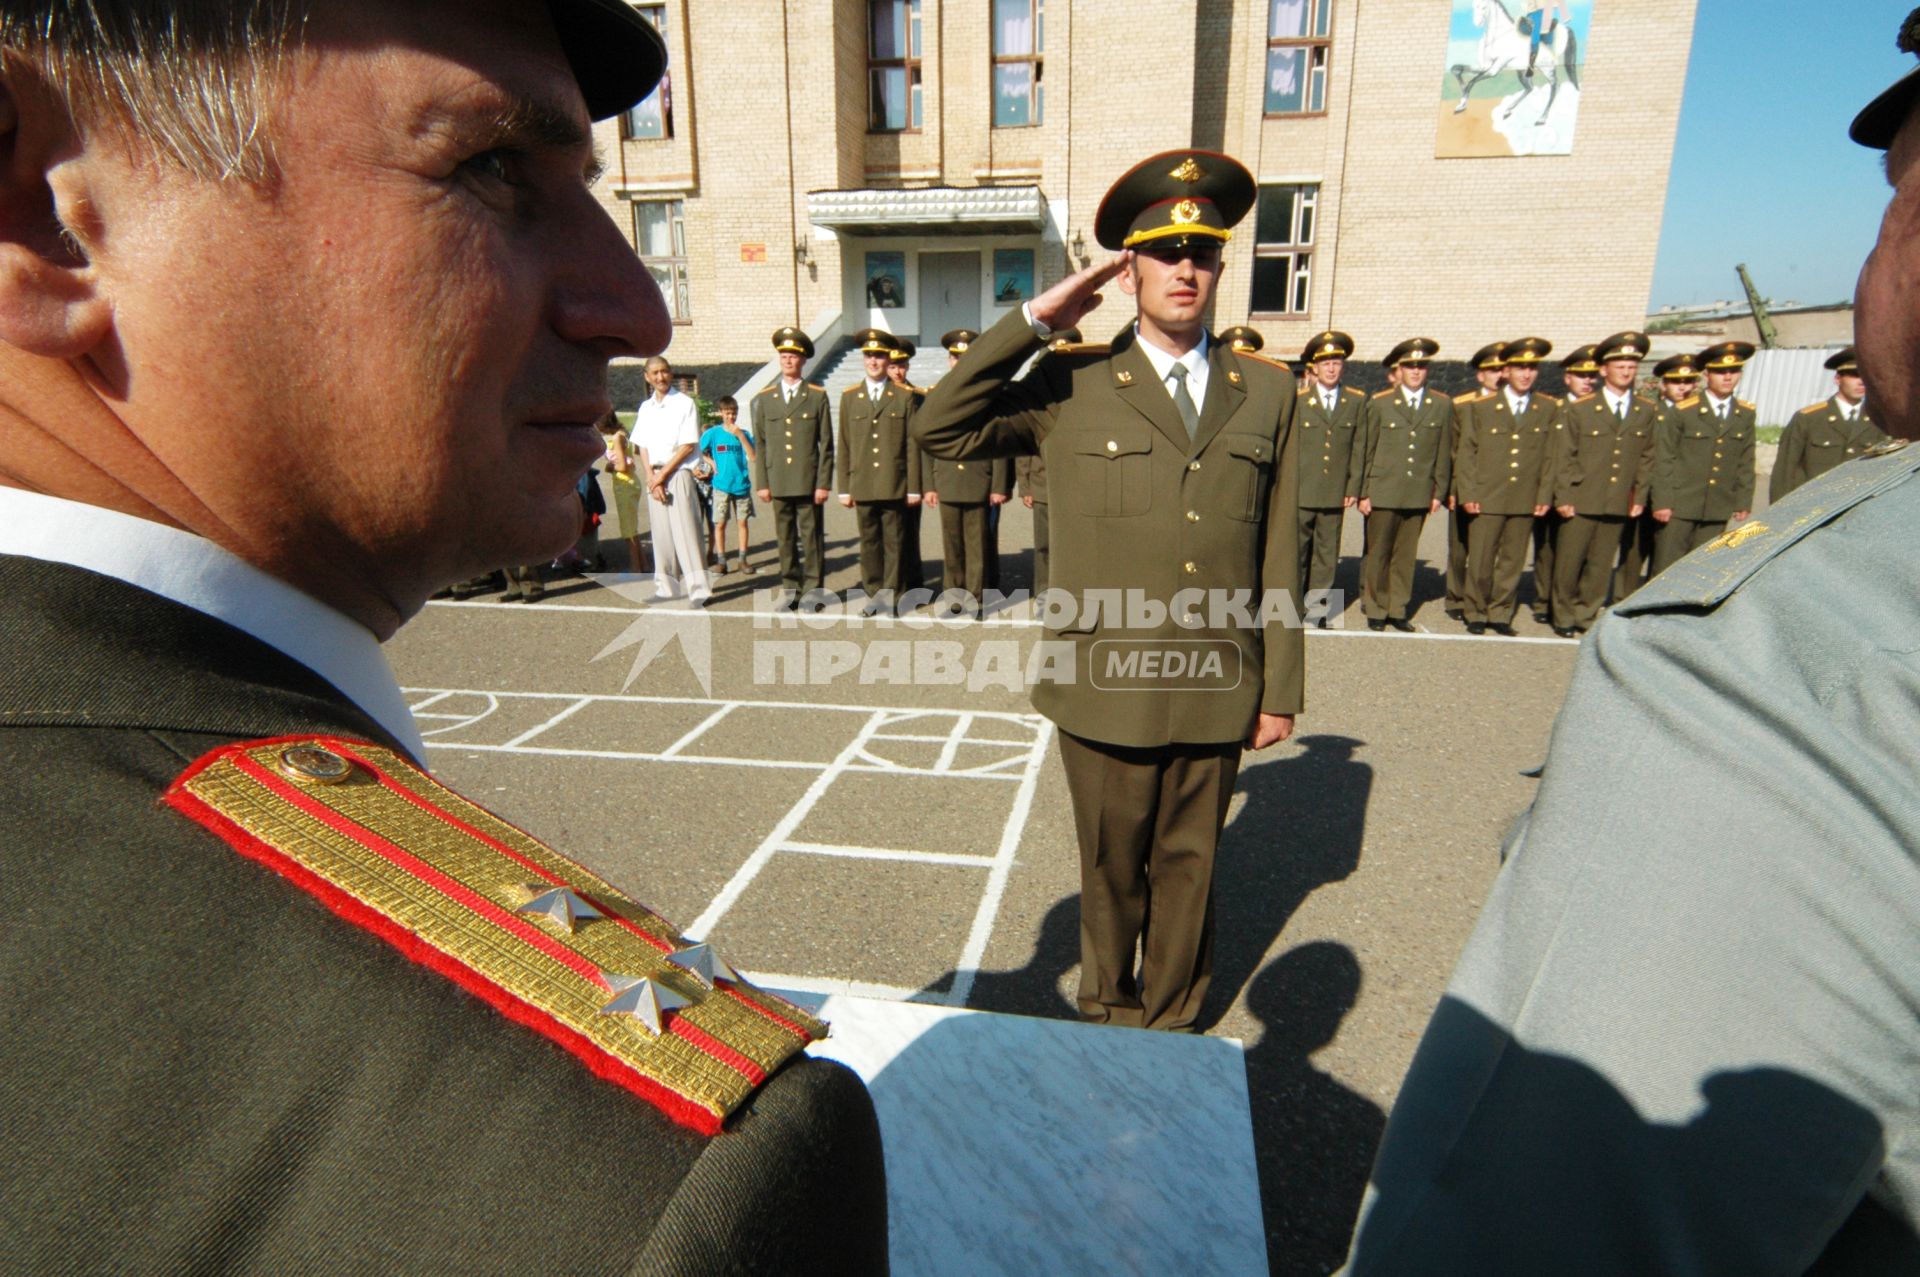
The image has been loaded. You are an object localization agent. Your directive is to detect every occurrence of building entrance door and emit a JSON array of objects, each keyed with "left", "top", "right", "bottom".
[{"left": 917, "top": 251, "right": 981, "bottom": 343}]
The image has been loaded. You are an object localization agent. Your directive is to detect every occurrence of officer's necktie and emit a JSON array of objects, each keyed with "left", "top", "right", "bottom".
[
  {"left": 784, "top": 385, "right": 793, "bottom": 404},
  {"left": 1168, "top": 363, "right": 1199, "bottom": 439},
  {"left": 1616, "top": 398, "right": 1626, "bottom": 423},
  {"left": 1717, "top": 400, "right": 1728, "bottom": 422}
]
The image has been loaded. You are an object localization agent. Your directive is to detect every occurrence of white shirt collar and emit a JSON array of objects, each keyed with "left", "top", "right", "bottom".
[
  {"left": 0, "top": 488, "right": 426, "bottom": 760},
  {"left": 1401, "top": 385, "right": 1424, "bottom": 409},
  {"left": 1132, "top": 325, "right": 1211, "bottom": 411},
  {"left": 1504, "top": 386, "right": 1529, "bottom": 413},
  {"left": 1602, "top": 385, "right": 1633, "bottom": 412},
  {"left": 1705, "top": 391, "right": 1732, "bottom": 413},
  {"left": 1836, "top": 395, "right": 1861, "bottom": 419}
]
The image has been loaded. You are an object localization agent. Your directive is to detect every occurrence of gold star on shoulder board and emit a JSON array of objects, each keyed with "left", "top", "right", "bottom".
[
  {"left": 667, "top": 942, "right": 741, "bottom": 989},
  {"left": 515, "top": 884, "right": 603, "bottom": 933},
  {"left": 598, "top": 975, "right": 692, "bottom": 1036}
]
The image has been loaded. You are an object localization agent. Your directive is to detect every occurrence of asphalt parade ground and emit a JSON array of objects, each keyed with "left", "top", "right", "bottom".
[{"left": 390, "top": 501, "right": 1578, "bottom": 1277}]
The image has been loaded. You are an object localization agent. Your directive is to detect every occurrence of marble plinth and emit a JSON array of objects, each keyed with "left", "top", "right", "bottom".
[{"left": 794, "top": 993, "right": 1267, "bottom": 1276}]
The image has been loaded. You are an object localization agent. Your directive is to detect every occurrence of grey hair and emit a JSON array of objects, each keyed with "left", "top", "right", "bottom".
[{"left": 0, "top": 1, "right": 310, "bottom": 183}]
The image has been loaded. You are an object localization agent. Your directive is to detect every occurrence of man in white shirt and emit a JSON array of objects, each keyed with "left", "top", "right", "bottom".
[
  {"left": 0, "top": 2, "right": 885, "bottom": 1269},
  {"left": 632, "top": 355, "right": 712, "bottom": 603}
]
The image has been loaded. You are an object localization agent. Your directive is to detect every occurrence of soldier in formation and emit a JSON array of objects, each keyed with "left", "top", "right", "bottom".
[
  {"left": 1648, "top": 341, "right": 1756, "bottom": 575},
  {"left": 1447, "top": 343, "right": 1508, "bottom": 621},
  {"left": 1772, "top": 347, "right": 1884, "bottom": 500},
  {"left": 888, "top": 339, "right": 930, "bottom": 596},
  {"left": 1293, "top": 330, "right": 1366, "bottom": 627},
  {"left": 838, "top": 328, "right": 923, "bottom": 616},
  {"left": 1456, "top": 338, "right": 1559, "bottom": 635},
  {"left": 1358, "top": 339, "right": 1452, "bottom": 631},
  {"left": 751, "top": 326, "right": 833, "bottom": 610}
]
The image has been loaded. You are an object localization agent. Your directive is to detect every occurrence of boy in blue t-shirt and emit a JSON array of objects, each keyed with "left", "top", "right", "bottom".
[{"left": 699, "top": 396, "right": 759, "bottom": 574}]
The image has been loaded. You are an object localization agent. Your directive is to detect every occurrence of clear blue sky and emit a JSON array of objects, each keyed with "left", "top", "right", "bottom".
[{"left": 1649, "top": 0, "right": 1914, "bottom": 309}]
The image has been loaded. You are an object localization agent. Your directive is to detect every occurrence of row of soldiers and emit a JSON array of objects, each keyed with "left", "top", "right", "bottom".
[{"left": 746, "top": 318, "right": 1882, "bottom": 636}]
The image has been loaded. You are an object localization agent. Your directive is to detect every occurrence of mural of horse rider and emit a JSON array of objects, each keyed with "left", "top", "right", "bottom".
[{"left": 1522, "top": 1, "right": 1571, "bottom": 74}]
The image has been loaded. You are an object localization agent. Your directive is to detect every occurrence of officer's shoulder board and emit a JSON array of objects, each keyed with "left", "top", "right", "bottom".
[
  {"left": 1232, "top": 350, "right": 1292, "bottom": 374},
  {"left": 1538, "top": 393, "right": 1563, "bottom": 407},
  {"left": 1452, "top": 390, "right": 1479, "bottom": 404},
  {"left": 1343, "top": 385, "right": 1365, "bottom": 399},
  {"left": 1614, "top": 440, "right": 1918, "bottom": 616},
  {"left": 164, "top": 736, "right": 826, "bottom": 1136},
  {"left": 756, "top": 384, "right": 779, "bottom": 396},
  {"left": 911, "top": 385, "right": 928, "bottom": 396},
  {"left": 1737, "top": 399, "right": 1756, "bottom": 411},
  {"left": 1796, "top": 400, "right": 1830, "bottom": 416},
  {"left": 1677, "top": 395, "right": 1701, "bottom": 410},
  {"left": 1371, "top": 388, "right": 1397, "bottom": 400},
  {"left": 807, "top": 381, "right": 824, "bottom": 392},
  {"left": 1570, "top": 393, "right": 1597, "bottom": 406}
]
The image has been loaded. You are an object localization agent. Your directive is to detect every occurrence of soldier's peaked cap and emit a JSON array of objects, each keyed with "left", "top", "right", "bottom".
[
  {"left": 771, "top": 326, "right": 814, "bottom": 358},
  {"left": 1221, "top": 326, "right": 1265, "bottom": 353},
  {"left": 1304, "top": 330, "right": 1355, "bottom": 361},
  {"left": 1503, "top": 337, "right": 1552, "bottom": 365},
  {"left": 1598, "top": 331, "right": 1651, "bottom": 362},
  {"left": 941, "top": 329, "right": 979, "bottom": 355},
  {"left": 1561, "top": 343, "right": 1601, "bottom": 374},
  {"left": 547, "top": 0, "right": 668, "bottom": 121},
  {"left": 1653, "top": 353, "right": 1701, "bottom": 380},
  {"left": 1470, "top": 342, "right": 1508, "bottom": 370},
  {"left": 1851, "top": 8, "right": 1920, "bottom": 149},
  {"left": 888, "top": 338, "right": 916, "bottom": 362},
  {"left": 1384, "top": 338, "right": 1439, "bottom": 368},
  {"left": 854, "top": 328, "right": 896, "bottom": 355},
  {"left": 1699, "top": 341, "right": 1757, "bottom": 370},
  {"left": 1825, "top": 346, "right": 1860, "bottom": 374},
  {"left": 1094, "top": 150, "right": 1256, "bottom": 252}
]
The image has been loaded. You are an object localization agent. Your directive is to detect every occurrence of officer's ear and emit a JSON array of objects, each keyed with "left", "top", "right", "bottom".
[
  {"left": 0, "top": 62, "right": 114, "bottom": 359},
  {"left": 1115, "top": 255, "right": 1141, "bottom": 298}
]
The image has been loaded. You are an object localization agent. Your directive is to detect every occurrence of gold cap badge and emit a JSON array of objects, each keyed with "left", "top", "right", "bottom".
[{"left": 1170, "top": 157, "right": 1205, "bottom": 183}]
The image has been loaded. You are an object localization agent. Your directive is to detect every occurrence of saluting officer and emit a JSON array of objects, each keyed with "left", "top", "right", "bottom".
[
  {"left": 1448, "top": 342, "right": 1507, "bottom": 621},
  {"left": 838, "top": 328, "right": 922, "bottom": 615},
  {"left": 1550, "top": 330, "right": 1657, "bottom": 636},
  {"left": 1294, "top": 330, "right": 1365, "bottom": 626},
  {"left": 1457, "top": 337, "right": 1559, "bottom": 634},
  {"left": 1358, "top": 339, "right": 1452, "bottom": 630},
  {"left": 914, "top": 148, "right": 1303, "bottom": 1033},
  {"left": 1772, "top": 346, "right": 1885, "bottom": 500},
  {"left": 1648, "top": 341, "right": 1756, "bottom": 576},
  {"left": 751, "top": 326, "right": 834, "bottom": 610},
  {"left": 1534, "top": 343, "right": 1598, "bottom": 621}
]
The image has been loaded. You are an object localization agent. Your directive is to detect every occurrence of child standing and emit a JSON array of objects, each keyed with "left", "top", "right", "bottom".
[
  {"left": 700, "top": 396, "right": 759, "bottom": 574},
  {"left": 595, "top": 410, "right": 648, "bottom": 573}
]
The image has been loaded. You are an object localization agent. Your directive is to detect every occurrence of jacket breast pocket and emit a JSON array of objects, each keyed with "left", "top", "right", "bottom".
[
  {"left": 1060, "top": 423, "right": 1153, "bottom": 517},
  {"left": 1222, "top": 433, "right": 1274, "bottom": 522}
]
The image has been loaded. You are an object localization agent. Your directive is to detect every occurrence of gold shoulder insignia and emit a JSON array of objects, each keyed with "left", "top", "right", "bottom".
[
  {"left": 1737, "top": 399, "right": 1755, "bottom": 411},
  {"left": 1233, "top": 350, "right": 1293, "bottom": 373},
  {"left": 1705, "top": 521, "right": 1770, "bottom": 552},
  {"left": 1677, "top": 396, "right": 1701, "bottom": 409},
  {"left": 1453, "top": 390, "right": 1480, "bottom": 404},
  {"left": 165, "top": 737, "right": 826, "bottom": 1136},
  {"left": 1049, "top": 341, "right": 1110, "bottom": 356},
  {"left": 806, "top": 382, "right": 824, "bottom": 391},
  {"left": 1344, "top": 386, "right": 1365, "bottom": 398},
  {"left": 1296, "top": 384, "right": 1311, "bottom": 396},
  {"left": 1796, "top": 401, "right": 1828, "bottom": 415},
  {"left": 912, "top": 385, "right": 929, "bottom": 396},
  {"left": 757, "top": 385, "right": 778, "bottom": 395},
  {"left": 1372, "top": 388, "right": 1396, "bottom": 400},
  {"left": 1538, "top": 393, "right": 1562, "bottom": 406},
  {"left": 1570, "top": 393, "right": 1597, "bottom": 405}
]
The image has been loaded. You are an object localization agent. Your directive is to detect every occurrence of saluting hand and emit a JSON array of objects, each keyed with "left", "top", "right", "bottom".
[{"left": 1029, "top": 253, "right": 1131, "bottom": 333}]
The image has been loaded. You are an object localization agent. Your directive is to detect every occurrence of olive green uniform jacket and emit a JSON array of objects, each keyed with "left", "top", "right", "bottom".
[
  {"left": 926, "top": 453, "right": 1013, "bottom": 503},
  {"left": 1295, "top": 382, "right": 1368, "bottom": 508},
  {"left": 914, "top": 309, "right": 1305, "bottom": 748},
  {"left": 750, "top": 380, "right": 834, "bottom": 497},
  {"left": 1553, "top": 393, "right": 1658, "bottom": 516},
  {"left": 1360, "top": 388, "right": 1454, "bottom": 509},
  {"left": 1652, "top": 395, "right": 1756, "bottom": 521},
  {"left": 0, "top": 556, "right": 888, "bottom": 1276},
  {"left": 837, "top": 381, "right": 923, "bottom": 501},
  {"left": 1015, "top": 451, "right": 1048, "bottom": 503},
  {"left": 1456, "top": 392, "right": 1560, "bottom": 515},
  {"left": 1770, "top": 397, "right": 1886, "bottom": 502}
]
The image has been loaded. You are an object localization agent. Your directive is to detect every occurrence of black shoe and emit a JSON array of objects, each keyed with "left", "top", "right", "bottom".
[
  {"left": 774, "top": 590, "right": 799, "bottom": 612},
  {"left": 1388, "top": 618, "right": 1415, "bottom": 632},
  {"left": 1367, "top": 618, "right": 1386, "bottom": 632},
  {"left": 1552, "top": 626, "right": 1577, "bottom": 638},
  {"left": 1312, "top": 616, "right": 1329, "bottom": 630},
  {"left": 1466, "top": 621, "right": 1487, "bottom": 635},
  {"left": 858, "top": 601, "right": 883, "bottom": 618},
  {"left": 1490, "top": 622, "right": 1517, "bottom": 637},
  {"left": 1532, "top": 610, "right": 1550, "bottom": 624},
  {"left": 1444, "top": 607, "right": 1464, "bottom": 622}
]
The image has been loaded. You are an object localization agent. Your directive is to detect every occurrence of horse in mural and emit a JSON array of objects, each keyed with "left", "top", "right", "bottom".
[{"left": 1451, "top": 0, "right": 1582, "bottom": 126}]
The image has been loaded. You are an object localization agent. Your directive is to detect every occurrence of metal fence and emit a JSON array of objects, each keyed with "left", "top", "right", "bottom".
[{"left": 1735, "top": 347, "right": 1848, "bottom": 428}]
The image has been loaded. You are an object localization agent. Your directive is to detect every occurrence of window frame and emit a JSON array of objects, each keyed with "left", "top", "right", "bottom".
[
  {"left": 1249, "top": 183, "right": 1318, "bottom": 318},
  {"left": 991, "top": 0, "right": 1044, "bottom": 130},
  {"left": 1263, "top": 0, "right": 1332, "bottom": 119},
  {"left": 633, "top": 199, "right": 692, "bottom": 325},
  {"left": 867, "top": 0, "right": 924, "bottom": 134},
  {"left": 619, "top": 2, "right": 673, "bottom": 140}
]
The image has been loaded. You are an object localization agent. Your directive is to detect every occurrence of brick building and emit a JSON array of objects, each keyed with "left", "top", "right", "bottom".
[{"left": 593, "top": 0, "right": 1697, "bottom": 387}]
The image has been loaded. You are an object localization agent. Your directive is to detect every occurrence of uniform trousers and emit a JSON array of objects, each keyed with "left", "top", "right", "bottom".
[
  {"left": 854, "top": 500, "right": 907, "bottom": 601},
  {"left": 1446, "top": 507, "right": 1471, "bottom": 611},
  {"left": 1362, "top": 508, "right": 1429, "bottom": 622},
  {"left": 1531, "top": 510, "right": 1563, "bottom": 619},
  {"left": 901, "top": 504, "right": 925, "bottom": 592},
  {"left": 1651, "top": 515, "right": 1726, "bottom": 578},
  {"left": 1552, "top": 512, "right": 1625, "bottom": 631},
  {"left": 646, "top": 470, "right": 711, "bottom": 600},
  {"left": 1298, "top": 506, "right": 1346, "bottom": 614},
  {"left": 772, "top": 496, "right": 826, "bottom": 594},
  {"left": 1058, "top": 731, "right": 1243, "bottom": 1033},
  {"left": 1613, "top": 511, "right": 1658, "bottom": 601},
  {"left": 1029, "top": 501, "right": 1051, "bottom": 597},
  {"left": 1463, "top": 513, "right": 1537, "bottom": 626},
  {"left": 938, "top": 502, "right": 990, "bottom": 605},
  {"left": 984, "top": 503, "right": 1002, "bottom": 594}
]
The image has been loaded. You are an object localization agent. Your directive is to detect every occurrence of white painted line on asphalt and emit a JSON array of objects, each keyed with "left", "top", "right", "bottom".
[
  {"left": 746, "top": 971, "right": 933, "bottom": 1005},
  {"left": 409, "top": 689, "right": 458, "bottom": 711},
  {"left": 402, "top": 684, "right": 1041, "bottom": 721},
  {"left": 934, "top": 712, "right": 977, "bottom": 774},
  {"left": 500, "top": 696, "right": 593, "bottom": 749},
  {"left": 944, "top": 717, "right": 1056, "bottom": 1010},
  {"left": 659, "top": 701, "right": 738, "bottom": 758},
  {"left": 430, "top": 741, "right": 823, "bottom": 770},
  {"left": 782, "top": 841, "right": 998, "bottom": 868},
  {"left": 685, "top": 711, "right": 892, "bottom": 939}
]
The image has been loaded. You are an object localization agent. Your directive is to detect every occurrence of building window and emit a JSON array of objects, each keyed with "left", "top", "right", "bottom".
[
  {"left": 1265, "top": 0, "right": 1330, "bottom": 116},
  {"left": 869, "top": 0, "right": 922, "bottom": 132},
  {"left": 621, "top": 3, "right": 672, "bottom": 139},
  {"left": 634, "top": 200, "right": 691, "bottom": 322},
  {"left": 992, "top": 0, "right": 1043, "bottom": 128},
  {"left": 1250, "top": 185, "right": 1316, "bottom": 315}
]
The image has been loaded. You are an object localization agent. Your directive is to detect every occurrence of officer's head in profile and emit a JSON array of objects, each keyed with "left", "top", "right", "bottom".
[
  {"left": 1852, "top": 7, "right": 1920, "bottom": 440},
  {"left": 0, "top": 0, "right": 670, "bottom": 636}
]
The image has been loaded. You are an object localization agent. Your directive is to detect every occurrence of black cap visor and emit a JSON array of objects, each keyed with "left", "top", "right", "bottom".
[{"left": 548, "top": 0, "right": 668, "bottom": 121}]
